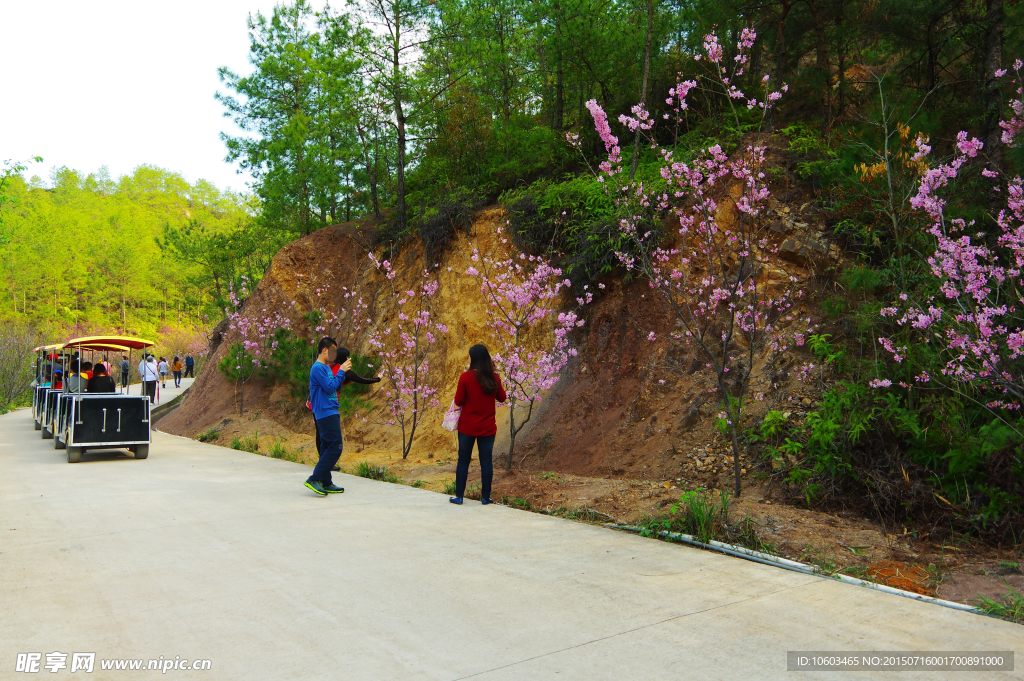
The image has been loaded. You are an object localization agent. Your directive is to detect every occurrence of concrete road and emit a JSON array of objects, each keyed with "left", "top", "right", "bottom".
[
  {"left": 1, "top": 408, "right": 1019, "bottom": 680},
  {"left": 123, "top": 376, "right": 194, "bottom": 407}
]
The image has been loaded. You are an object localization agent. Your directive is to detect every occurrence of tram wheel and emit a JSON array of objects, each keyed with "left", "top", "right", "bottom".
[
  {"left": 53, "top": 432, "right": 66, "bottom": 450},
  {"left": 133, "top": 444, "right": 149, "bottom": 460},
  {"left": 41, "top": 425, "right": 52, "bottom": 440},
  {"left": 67, "top": 447, "right": 82, "bottom": 464},
  {"left": 34, "top": 419, "right": 41, "bottom": 431}
]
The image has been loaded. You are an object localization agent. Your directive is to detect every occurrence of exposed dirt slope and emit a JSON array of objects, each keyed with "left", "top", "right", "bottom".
[{"left": 161, "top": 179, "right": 832, "bottom": 493}]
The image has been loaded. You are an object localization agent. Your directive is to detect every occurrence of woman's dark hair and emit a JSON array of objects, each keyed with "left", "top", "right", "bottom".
[
  {"left": 468, "top": 344, "right": 497, "bottom": 394},
  {"left": 93, "top": 364, "right": 108, "bottom": 376},
  {"left": 335, "top": 348, "right": 351, "bottom": 365}
]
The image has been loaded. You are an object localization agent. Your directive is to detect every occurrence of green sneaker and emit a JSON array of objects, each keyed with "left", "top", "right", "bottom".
[
  {"left": 323, "top": 483, "right": 345, "bottom": 494},
  {"left": 305, "top": 480, "right": 327, "bottom": 496}
]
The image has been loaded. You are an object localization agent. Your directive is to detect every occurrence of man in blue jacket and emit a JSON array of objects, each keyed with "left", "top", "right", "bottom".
[{"left": 306, "top": 337, "right": 351, "bottom": 496}]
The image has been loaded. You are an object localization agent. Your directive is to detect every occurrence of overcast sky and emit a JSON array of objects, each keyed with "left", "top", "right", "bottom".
[{"left": 0, "top": 1, "right": 317, "bottom": 193}]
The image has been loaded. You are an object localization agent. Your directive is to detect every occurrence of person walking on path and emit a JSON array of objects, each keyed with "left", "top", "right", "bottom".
[
  {"left": 119, "top": 355, "right": 130, "bottom": 392},
  {"left": 172, "top": 356, "right": 183, "bottom": 388},
  {"left": 183, "top": 354, "right": 195, "bottom": 378},
  {"left": 305, "top": 337, "right": 351, "bottom": 496},
  {"left": 139, "top": 355, "right": 159, "bottom": 403},
  {"left": 450, "top": 344, "right": 506, "bottom": 505},
  {"left": 158, "top": 357, "right": 169, "bottom": 388}
]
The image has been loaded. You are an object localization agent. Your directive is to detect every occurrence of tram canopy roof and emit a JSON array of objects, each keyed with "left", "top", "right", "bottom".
[
  {"left": 33, "top": 343, "right": 64, "bottom": 352},
  {"left": 63, "top": 336, "right": 154, "bottom": 351}
]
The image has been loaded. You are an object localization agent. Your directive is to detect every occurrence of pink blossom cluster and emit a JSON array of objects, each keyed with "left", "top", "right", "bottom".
[
  {"left": 875, "top": 78, "right": 1024, "bottom": 406},
  {"left": 226, "top": 278, "right": 291, "bottom": 373},
  {"left": 465, "top": 231, "right": 589, "bottom": 408},
  {"left": 996, "top": 60, "right": 1024, "bottom": 145}
]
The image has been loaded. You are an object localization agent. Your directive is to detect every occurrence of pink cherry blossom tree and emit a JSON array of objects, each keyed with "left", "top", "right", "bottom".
[
  {"left": 873, "top": 60, "right": 1024, "bottom": 422},
  {"left": 465, "top": 232, "right": 590, "bottom": 469},
  {"left": 573, "top": 29, "right": 810, "bottom": 497},
  {"left": 221, "top": 278, "right": 291, "bottom": 415},
  {"left": 367, "top": 254, "right": 448, "bottom": 459}
]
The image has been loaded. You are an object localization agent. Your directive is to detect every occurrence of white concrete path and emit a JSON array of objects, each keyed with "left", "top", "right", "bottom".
[
  {"left": 122, "top": 376, "right": 195, "bottom": 406},
  {"left": 0, "top": 407, "right": 1020, "bottom": 680}
]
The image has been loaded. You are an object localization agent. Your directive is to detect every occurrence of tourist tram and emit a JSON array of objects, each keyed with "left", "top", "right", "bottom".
[
  {"left": 47, "top": 335, "right": 155, "bottom": 463},
  {"left": 31, "top": 343, "right": 63, "bottom": 431}
]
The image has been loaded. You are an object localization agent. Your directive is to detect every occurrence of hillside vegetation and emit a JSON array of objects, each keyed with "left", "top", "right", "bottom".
[{"left": 0, "top": 164, "right": 281, "bottom": 338}]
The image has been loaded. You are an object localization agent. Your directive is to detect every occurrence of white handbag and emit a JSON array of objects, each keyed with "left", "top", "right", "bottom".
[{"left": 442, "top": 400, "right": 461, "bottom": 432}]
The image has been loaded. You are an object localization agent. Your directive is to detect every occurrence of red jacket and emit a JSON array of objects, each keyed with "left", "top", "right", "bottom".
[{"left": 454, "top": 370, "right": 507, "bottom": 437}]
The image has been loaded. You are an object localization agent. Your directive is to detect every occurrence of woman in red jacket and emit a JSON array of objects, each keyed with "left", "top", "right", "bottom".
[{"left": 451, "top": 344, "right": 506, "bottom": 505}]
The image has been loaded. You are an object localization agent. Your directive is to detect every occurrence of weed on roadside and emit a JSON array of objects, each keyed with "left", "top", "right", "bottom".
[
  {"left": 800, "top": 544, "right": 839, "bottom": 576},
  {"left": 268, "top": 438, "right": 290, "bottom": 460},
  {"left": 239, "top": 432, "right": 260, "bottom": 454},
  {"left": 196, "top": 428, "right": 220, "bottom": 443},
  {"left": 231, "top": 437, "right": 242, "bottom": 450},
  {"left": 638, "top": 488, "right": 777, "bottom": 554},
  {"left": 502, "top": 496, "right": 532, "bottom": 510},
  {"left": 977, "top": 588, "right": 1024, "bottom": 624},
  {"left": 355, "top": 461, "right": 399, "bottom": 483},
  {"left": 443, "top": 479, "right": 456, "bottom": 495},
  {"left": 409, "top": 480, "right": 427, "bottom": 488},
  {"left": 550, "top": 506, "right": 612, "bottom": 523}
]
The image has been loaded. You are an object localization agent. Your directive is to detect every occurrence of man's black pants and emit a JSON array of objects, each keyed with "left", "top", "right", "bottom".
[{"left": 309, "top": 414, "right": 342, "bottom": 486}]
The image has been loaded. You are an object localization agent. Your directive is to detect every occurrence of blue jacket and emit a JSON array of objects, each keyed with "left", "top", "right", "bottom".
[{"left": 309, "top": 361, "right": 345, "bottom": 420}]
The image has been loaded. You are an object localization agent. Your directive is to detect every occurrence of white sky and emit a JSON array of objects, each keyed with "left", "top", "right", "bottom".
[{"left": 0, "top": 1, "right": 321, "bottom": 193}]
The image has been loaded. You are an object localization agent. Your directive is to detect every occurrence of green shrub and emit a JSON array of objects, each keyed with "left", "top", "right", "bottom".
[
  {"left": 230, "top": 437, "right": 241, "bottom": 450},
  {"left": 841, "top": 266, "right": 883, "bottom": 294},
  {"left": 501, "top": 174, "right": 657, "bottom": 289},
  {"left": 239, "top": 433, "right": 260, "bottom": 454},
  {"left": 259, "top": 328, "right": 377, "bottom": 419},
  {"left": 443, "top": 478, "right": 456, "bottom": 495},
  {"left": 197, "top": 428, "right": 220, "bottom": 443}
]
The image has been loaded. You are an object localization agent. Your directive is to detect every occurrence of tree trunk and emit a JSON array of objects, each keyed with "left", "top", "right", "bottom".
[
  {"left": 554, "top": 8, "right": 564, "bottom": 130},
  {"left": 984, "top": 0, "right": 1005, "bottom": 178},
  {"left": 393, "top": 15, "right": 407, "bottom": 233},
  {"left": 507, "top": 398, "right": 518, "bottom": 469},
  {"left": 630, "top": 0, "right": 654, "bottom": 181},
  {"left": 767, "top": 0, "right": 793, "bottom": 131},
  {"left": 811, "top": 0, "right": 830, "bottom": 123}
]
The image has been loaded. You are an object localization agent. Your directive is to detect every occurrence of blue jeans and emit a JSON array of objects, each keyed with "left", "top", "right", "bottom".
[
  {"left": 309, "top": 414, "right": 343, "bottom": 485},
  {"left": 455, "top": 432, "right": 494, "bottom": 500}
]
